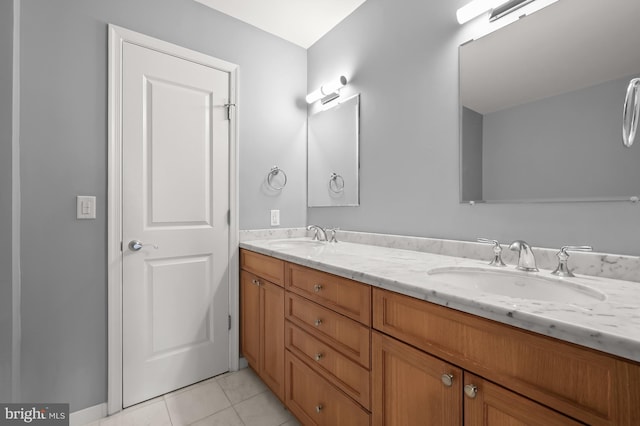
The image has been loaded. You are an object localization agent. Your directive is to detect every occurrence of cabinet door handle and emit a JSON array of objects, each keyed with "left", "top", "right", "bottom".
[
  {"left": 315, "top": 404, "right": 323, "bottom": 413},
  {"left": 315, "top": 352, "right": 324, "bottom": 361},
  {"left": 441, "top": 374, "right": 454, "bottom": 387},
  {"left": 314, "top": 319, "right": 323, "bottom": 327},
  {"left": 251, "top": 279, "right": 261, "bottom": 286},
  {"left": 464, "top": 384, "right": 478, "bottom": 399},
  {"left": 313, "top": 284, "right": 323, "bottom": 292}
]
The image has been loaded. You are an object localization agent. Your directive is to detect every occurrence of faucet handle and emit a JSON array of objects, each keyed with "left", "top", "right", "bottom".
[
  {"left": 306, "top": 225, "right": 328, "bottom": 241},
  {"left": 477, "top": 238, "right": 506, "bottom": 267},
  {"left": 307, "top": 225, "right": 319, "bottom": 241},
  {"left": 551, "top": 245, "right": 593, "bottom": 277},
  {"left": 327, "top": 228, "right": 340, "bottom": 243}
]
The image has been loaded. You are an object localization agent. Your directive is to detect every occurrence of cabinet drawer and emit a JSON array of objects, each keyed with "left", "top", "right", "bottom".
[
  {"left": 286, "top": 263, "right": 371, "bottom": 325},
  {"left": 285, "top": 351, "right": 370, "bottom": 426},
  {"left": 373, "top": 288, "right": 640, "bottom": 426},
  {"left": 285, "top": 321, "right": 371, "bottom": 410},
  {"left": 240, "top": 249, "right": 284, "bottom": 286},
  {"left": 286, "top": 292, "right": 371, "bottom": 368}
]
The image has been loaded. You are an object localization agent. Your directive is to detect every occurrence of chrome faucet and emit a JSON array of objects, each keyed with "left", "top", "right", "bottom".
[
  {"left": 509, "top": 240, "right": 538, "bottom": 272},
  {"left": 307, "top": 225, "right": 328, "bottom": 241}
]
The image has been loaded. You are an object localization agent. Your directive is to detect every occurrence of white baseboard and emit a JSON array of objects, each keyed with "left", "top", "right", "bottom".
[
  {"left": 69, "top": 402, "right": 107, "bottom": 426},
  {"left": 239, "top": 356, "right": 248, "bottom": 369}
]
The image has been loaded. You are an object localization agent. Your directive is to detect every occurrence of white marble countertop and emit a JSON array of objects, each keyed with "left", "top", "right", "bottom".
[{"left": 240, "top": 237, "right": 640, "bottom": 363}]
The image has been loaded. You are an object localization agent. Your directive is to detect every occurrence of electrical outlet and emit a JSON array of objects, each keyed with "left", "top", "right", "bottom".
[{"left": 270, "top": 209, "right": 280, "bottom": 226}]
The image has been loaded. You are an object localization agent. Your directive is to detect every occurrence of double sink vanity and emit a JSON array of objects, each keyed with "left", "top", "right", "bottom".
[{"left": 239, "top": 229, "right": 640, "bottom": 425}]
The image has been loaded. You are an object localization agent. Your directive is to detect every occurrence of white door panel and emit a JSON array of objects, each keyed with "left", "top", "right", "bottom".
[{"left": 121, "top": 41, "right": 230, "bottom": 407}]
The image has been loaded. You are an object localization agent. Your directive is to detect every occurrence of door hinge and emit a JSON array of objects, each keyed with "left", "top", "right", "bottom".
[
  {"left": 228, "top": 314, "right": 232, "bottom": 330},
  {"left": 120, "top": 241, "right": 123, "bottom": 252},
  {"left": 224, "top": 103, "right": 236, "bottom": 120},
  {"left": 227, "top": 209, "right": 231, "bottom": 225}
]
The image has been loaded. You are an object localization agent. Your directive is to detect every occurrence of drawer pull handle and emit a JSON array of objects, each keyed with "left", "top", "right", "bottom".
[
  {"left": 314, "top": 319, "right": 323, "bottom": 327},
  {"left": 252, "top": 279, "right": 260, "bottom": 286},
  {"left": 313, "top": 284, "right": 323, "bottom": 292},
  {"left": 464, "top": 384, "right": 478, "bottom": 399},
  {"left": 315, "top": 404, "right": 323, "bottom": 413},
  {"left": 441, "top": 374, "right": 454, "bottom": 387},
  {"left": 315, "top": 352, "right": 324, "bottom": 361}
]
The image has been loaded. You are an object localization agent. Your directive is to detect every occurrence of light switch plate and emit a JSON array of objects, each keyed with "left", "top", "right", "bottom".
[
  {"left": 77, "top": 196, "right": 96, "bottom": 219},
  {"left": 270, "top": 209, "right": 280, "bottom": 226}
]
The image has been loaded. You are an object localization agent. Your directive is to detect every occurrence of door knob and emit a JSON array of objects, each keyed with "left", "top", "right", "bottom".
[{"left": 128, "top": 240, "right": 158, "bottom": 251}]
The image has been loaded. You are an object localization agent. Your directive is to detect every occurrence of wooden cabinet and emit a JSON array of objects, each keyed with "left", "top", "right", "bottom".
[
  {"left": 463, "top": 372, "right": 583, "bottom": 426},
  {"left": 240, "top": 251, "right": 285, "bottom": 401},
  {"left": 372, "top": 331, "right": 462, "bottom": 426},
  {"left": 286, "top": 321, "right": 371, "bottom": 409},
  {"left": 285, "top": 350, "right": 370, "bottom": 426},
  {"left": 284, "top": 262, "right": 372, "bottom": 425},
  {"left": 372, "top": 330, "right": 582, "bottom": 426},
  {"left": 285, "top": 292, "right": 370, "bottom": 368},
  {"left": 286, "top": 262, "right": 371, "bottom": 325},
  {"left": 373, "top": 287, "right": 640, "bottom": 425},
  {"left": 240, "top": 250, "right": 640, "bottom": 425}
]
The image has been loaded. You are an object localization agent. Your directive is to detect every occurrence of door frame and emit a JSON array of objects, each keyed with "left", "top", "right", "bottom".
[{"left": 107, "top": 24, "right": 239, "bottom": 414}]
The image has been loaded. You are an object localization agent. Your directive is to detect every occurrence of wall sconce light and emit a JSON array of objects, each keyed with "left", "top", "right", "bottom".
[
  {"left": 456, "top": 0, "right": 534, "bottom": 24},
  {"left": 306, "top": 76, "right": 348, "bottom": 105}
]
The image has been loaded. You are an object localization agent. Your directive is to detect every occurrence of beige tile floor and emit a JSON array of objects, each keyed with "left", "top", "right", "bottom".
[{"left": 84, "top": 368, "right": 301, "bottom": 426}]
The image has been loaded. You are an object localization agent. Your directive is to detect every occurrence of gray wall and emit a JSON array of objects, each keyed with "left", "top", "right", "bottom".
[
  {"left": 483, "top": 75, "right": 640, "bottom": 200},
  {"left": 17, "top": 0, "right": 306, "bottom": 411},
  {"left": 307, "top": 0, "right": 640, "bottom": 256},
  {"left": 0, "top": 0, "right": 14, "bottom": 404},
  {"left": 461, "top": 106, "right": 482, "bottom": 202}
]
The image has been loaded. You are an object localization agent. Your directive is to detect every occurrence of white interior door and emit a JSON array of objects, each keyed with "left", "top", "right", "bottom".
[{"left": 121, "top": 41, "right": 230, "bottom": 407}]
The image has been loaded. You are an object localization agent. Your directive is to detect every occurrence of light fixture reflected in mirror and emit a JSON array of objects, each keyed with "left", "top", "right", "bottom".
[
  {"left": 457, "top": 0, "right": 536, "bottom": 24},
  {"left": 306, "top": 76, "right": 348, "bottom": 104}
]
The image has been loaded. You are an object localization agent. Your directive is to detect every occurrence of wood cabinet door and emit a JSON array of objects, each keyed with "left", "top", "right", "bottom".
[
  {"left": 261, "top": 280, "right": 285, "bottom": 401},
  {"left": 240, "top": 271, "right": 261, "bottom": 369},
  {"left": 463, "top": 372, "right": 583, "bottom": 426},
  {"left": 372, "top": 331, "right": 462, "bottom": 426}
]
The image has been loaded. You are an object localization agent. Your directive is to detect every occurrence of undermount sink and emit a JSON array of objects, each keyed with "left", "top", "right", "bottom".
[
  {"left": 266, "top": 239, "right": 326, "bottom": 250},
  {"left": 428, "top": 267, "right": 606, "bottom": 304}
]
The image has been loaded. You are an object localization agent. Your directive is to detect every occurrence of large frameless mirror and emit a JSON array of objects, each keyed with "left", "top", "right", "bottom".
[
  {"left": 308, "top": 94, "right": 360, "bottom": 207},
  {"left": 459, "top": 0, "right": 640, "bottom": 203}
]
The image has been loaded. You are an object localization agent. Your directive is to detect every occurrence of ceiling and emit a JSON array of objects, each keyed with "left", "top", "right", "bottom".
[{"left": 194, "top": 0, "right": 368, "bottom": 49}]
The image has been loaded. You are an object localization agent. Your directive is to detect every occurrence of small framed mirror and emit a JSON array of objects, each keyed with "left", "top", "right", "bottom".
[{"left": 308, "top": 94, "right": 360, "bottom": 207}]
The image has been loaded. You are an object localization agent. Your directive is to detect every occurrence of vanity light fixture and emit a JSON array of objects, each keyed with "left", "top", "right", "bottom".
[
  {"left": 456, "top": 0, "right": 534, "bottom": 24},
  {"left": 306, "top": 76, "right": 347, "bottom": 104}
]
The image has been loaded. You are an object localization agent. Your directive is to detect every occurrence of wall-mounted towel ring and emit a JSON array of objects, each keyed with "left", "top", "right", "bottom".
[
  {"left": 267, "top": 166, "right": 287, "bottom": 191},
  {"left": 623, "top": 78, "right": 640, "bottom": 148},
  {"left": 328, "top": 172, "right": 344, "bottom": 193}
]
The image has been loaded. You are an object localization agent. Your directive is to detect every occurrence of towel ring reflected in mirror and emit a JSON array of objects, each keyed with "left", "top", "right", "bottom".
[
  {"left": 329, "top": 172, "right": 345, "bottom": 193},
  {"left": 266, "top": 166, "right": 287, "bottom": 191},
  {"left": 623, "top": 78, "right": 640, "bottom": 148}
]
